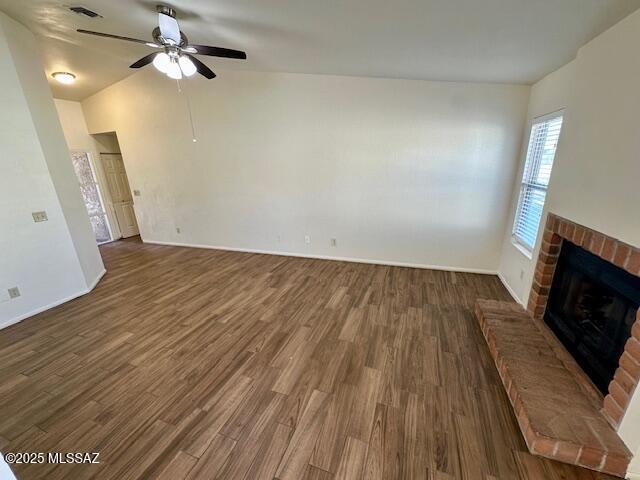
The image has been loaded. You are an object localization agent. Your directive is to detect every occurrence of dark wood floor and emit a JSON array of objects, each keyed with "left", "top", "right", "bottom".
[{"left": 0, "top": 238, "right": 616, "bottom": 479}]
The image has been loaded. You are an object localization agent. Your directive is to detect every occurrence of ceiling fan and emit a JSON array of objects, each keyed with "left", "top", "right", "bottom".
[{"left": 77, "top": 5, "right": 247, "bottom": 80}]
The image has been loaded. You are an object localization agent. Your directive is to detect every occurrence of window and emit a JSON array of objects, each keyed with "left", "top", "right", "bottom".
[
  {"left": 512, "top": 112, "right": 563, "bottom": 251},
  {"left": 71, "top": 152, "right": 112, "bottom": 244}
]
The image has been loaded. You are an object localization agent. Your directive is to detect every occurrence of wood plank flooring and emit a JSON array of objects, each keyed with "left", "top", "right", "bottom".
[{"left": 0, "top": 238, "right": 617, "bottom": 479}]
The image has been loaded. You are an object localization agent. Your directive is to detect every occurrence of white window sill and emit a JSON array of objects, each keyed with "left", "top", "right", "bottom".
[{"left": 512, "top": 238, "right": 533, "bottom": 260}]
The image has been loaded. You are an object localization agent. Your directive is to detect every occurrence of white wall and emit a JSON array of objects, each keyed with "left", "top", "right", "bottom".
[
  {"left": 0, "top": 12, "right": 103, "bottom": 327},
  {"left": 2, "top": 17, "right": 104, "bottom": 290},
  {"left": 497, "top": 8, "right": 640, "bottom": 469},
  {"left": 82, "top": 69, "right": 529, "bottom": 272},
  {"left": 497, "top": 60, "right": 577, "bottom": 304},
  {"left": 54, "top": 99, "right": 121, "bottom": 240}
]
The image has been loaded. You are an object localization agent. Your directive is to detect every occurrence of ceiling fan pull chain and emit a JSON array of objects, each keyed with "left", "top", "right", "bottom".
[{"left": 177, "top": 79, "right": 197, "bottom": 143}]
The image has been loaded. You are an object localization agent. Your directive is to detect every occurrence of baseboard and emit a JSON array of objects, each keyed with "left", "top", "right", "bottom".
[
  {"left": 497, "top": 272, "right": 524, "bottom": 305},
  {"left": 143, "top": 239, "right": 498, "bottom": 275},
  {"left": 87, "top": 268, "right": 107, "bottom": 291},
  {"left": 0, "top": 268, "right": 107, "bottom": 331}
]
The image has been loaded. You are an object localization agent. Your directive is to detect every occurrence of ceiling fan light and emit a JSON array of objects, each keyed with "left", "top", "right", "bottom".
[
  {"left": 166, "top": 60, "right": 182, "bottom": 79},
  {"left": 178, "top": 55, "right": 197, "bottom": 77},
  {"left": 152, "top": 52, "right": 170, "bottom": 73}
]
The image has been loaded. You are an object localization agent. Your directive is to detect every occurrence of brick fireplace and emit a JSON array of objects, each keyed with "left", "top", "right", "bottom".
[
  {"left": 474, "top": 212, "right": 639, "bottom": 476},
  {"left": 528, "top": 212, "right": 640, "bottom": 429}
]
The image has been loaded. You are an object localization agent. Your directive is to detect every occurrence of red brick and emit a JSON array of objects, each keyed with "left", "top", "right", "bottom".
[
  {"left": 531, "top": 281, "right": 550, "bottom": 296},
  {"left": 573, "top": 226, "right": 585, "bottom": 245},
  {"left": 539, "top": 251, "right": 559, "bottom": 266},
  {"left": 625, "top": 337, "right": 640, "bottom": 363},
  {"left": 619, "top": 352, "right": 640, "bottom": 379},
  {"left": 527, "top": 300, "right": 536, "bottom": 315},
  {"left": 591, "top": 233, "right": 605, "bottom": 256},
  {"left": 613, "top": 244, "right": 631, "bottom": 269},
  {"left": 541, "top": 241, "right": 560, "bottom": 255},
  {"left": 528, "top": 290, "right": 548, "bottom": 312},
  {"left": 613, "top": 367, "right": 638, "bottom": 395},
  {"left": 581, "top": 230, "right": 593, "bottom": 249},
  {"left": 543, "top": 230, "right": 560, "bottom": 245},
  {"left": 602, "top": 454, "right": 630, "bottom": 478},
  {"left": 566, "top": 223, "right": 576, "bottom": 240},
  {"left": 528, "top": 290, "right": 540, "bottom": 305},
  {"left": 603, "top": 395, "right": 624, "bottom": 426},
  {"left": 523, "top": 425, "right": 537, "bottom": 448},
  {"left": 608, "top": 380, "right": 630, "bottom": 408},
  {"left": 558, "top": 221, "right": 567, "bottom": 237},
  {"left": 533, "top": 437, "right": 557, "bottom": 457},
  {"left": 578, "top": 447, "right": 604, "bottom": 469},
  {"left": 559, "top": 221, "right": 568, "bottom": 237},
  {"left": 531, "top": 304, "right": 545, "bottom": 318},
  {"left": 633, "top": 320, "right": 640, "bottom": 341},
  {"left": 536, "top": 262, "right": 556, "bottom": 276},
  {"left": 558, "top": 220, "right": 569, "bottom": 238},
  {"left": 534, "top": 269, "right": 553, "bottom": 287},
  {"left": 545, "top": 213, "right": 555, "bottom": 226},
  {"left": 554, "top": 442, "right": 580, "bottom": 464},
  {"left": 626, "top": 250, "right": 640, "bottom": 276},
  {"left": 601, "top": 238, "right": 617, "bottom": 262}
]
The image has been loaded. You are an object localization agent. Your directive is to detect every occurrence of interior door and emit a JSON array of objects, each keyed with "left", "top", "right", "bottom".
[{"left": 101, "top": 153, "right": 140, "bottom": 238}]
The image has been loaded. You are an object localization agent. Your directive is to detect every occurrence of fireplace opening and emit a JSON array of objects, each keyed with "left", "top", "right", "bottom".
[{"left": 545, "top": 241, "right": 640, "bottom": 394}]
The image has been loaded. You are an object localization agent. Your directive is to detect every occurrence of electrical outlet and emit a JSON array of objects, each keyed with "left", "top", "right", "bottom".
[
  {"left": 133, "top": 189, "right": 141, "bottom": 197},
  {"left": 304, "top": 235, "right": 311, "bottom": 244},
  {"left": 330, "top": 238, "right": 337, "bottom": 247},
  {"left": 8, "top": 287, "right": 20, "bottom": 299},
  {"left": 32, "top": 211, "right": 48, "bottom": 222},
  {"left": 176, "top": 227, "right": 181, "bottom": 234}
]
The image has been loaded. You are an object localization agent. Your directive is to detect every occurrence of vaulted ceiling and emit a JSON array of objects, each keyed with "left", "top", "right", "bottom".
[{"left": 2, "top": 0, "right": 640, "bottom": 101}]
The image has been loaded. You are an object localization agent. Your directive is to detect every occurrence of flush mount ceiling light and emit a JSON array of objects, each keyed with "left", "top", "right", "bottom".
[{"left": 52, "top": 72, "right": 76, "bottom": 84}]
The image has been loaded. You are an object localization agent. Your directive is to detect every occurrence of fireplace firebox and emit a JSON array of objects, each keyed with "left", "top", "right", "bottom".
[{"left": 545, "top": 241, "right": 640, "bottom": 394}]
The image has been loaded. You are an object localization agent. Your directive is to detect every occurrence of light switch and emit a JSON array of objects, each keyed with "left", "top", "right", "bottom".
[{"left": 32, "top": 211, "right": 48, "bottom": 222}]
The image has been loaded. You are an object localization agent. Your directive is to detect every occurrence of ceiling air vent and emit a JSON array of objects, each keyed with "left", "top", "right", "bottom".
[{"left": 68, "top": 6, "right": 102, "bottom": 18}]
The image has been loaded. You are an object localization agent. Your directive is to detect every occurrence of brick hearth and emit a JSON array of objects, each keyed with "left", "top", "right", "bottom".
[
  {"left": 475, "top": 300, "right": 632, "bottom": 477},
  {"left": 528, "top": 213, "right": 640, "bottom": 429},
  {"left": 472, "top": 213, "right": 640, "bottom": 477}
]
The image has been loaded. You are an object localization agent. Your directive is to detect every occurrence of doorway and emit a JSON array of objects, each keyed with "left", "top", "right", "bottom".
[
  {"left": 71, "top": 151, "right": 112, "bottom": 244},
  {"left": 100, "top": 152, "right": 140, "bottom": 238}
]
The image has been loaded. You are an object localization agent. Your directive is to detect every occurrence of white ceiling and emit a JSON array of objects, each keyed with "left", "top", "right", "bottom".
[{"left": 2, "top": 0, "right": 640, "bottom": 101}]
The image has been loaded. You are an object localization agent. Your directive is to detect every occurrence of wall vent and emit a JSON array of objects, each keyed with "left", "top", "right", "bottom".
[{"left": 69, "top": 6, "right": 102, "bottom": 18}]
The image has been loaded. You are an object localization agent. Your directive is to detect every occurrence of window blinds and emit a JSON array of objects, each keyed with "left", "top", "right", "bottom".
[{"left": 512, "top": 114, "right": 563, "bottom": 250}]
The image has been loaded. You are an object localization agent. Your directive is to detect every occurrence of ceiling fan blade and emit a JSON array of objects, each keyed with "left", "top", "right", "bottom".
[
  {"left": 130, "top": 53, "right": 157, "bottom": 69},
  {"left": 187, "top": 55, "right": 216, "bottom": 79},
  {"left": 190, "top": 45, "right": 246, "bottom": 60},
  {"left": 158, "top": 13, "right": 181, "bottom": 44},
  {"left": 77, "top": 29, "right": 151, "bottom": 45}
]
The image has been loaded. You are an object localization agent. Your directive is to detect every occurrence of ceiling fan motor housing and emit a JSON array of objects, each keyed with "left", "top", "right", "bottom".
[{"left": 156, "top": 5, "right": 176, "bottom": 18}]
